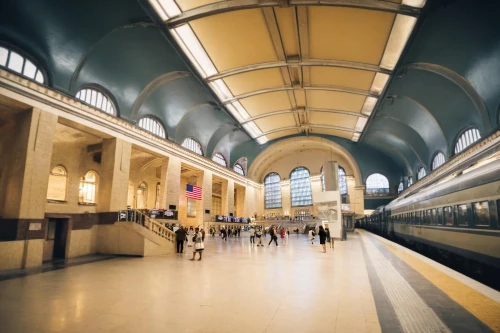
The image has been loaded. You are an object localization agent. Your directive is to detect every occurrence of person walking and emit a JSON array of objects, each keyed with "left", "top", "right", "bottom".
[
  {"left": 318, "top": 225, "right": 327, "bottom": 253},
  {"left": 190, "top": 227, "right": 204, "bottom": 261},
  {"left": 187, "top": 226, "right": 194, "bottom": 247},
  {"left": 237, "top": 227, "right": 241, "bottom": 237},
  {"left": 268, "top": 226, "right": 279, "bottom": 247},
  {"left": 325, "top": 227, "right": 333, "bottom": 249},
  {"left": 309, "top": 228, "right": 315, "bottom": 244},
  {"left": 175, "top": 226, "right": 187, "bottom": 253},
  {"left": 201, "top": 228, "right": 206, "bottom": 242},
  {"left": 249, "top": 227, "right": 256, "bottom": 244},
  {"left": 280, "top": 228, "right": 286, "bottom": 243},
  {"left": 255, "top": 227, "right": 263, "bottom": 246},
  {"left": 228, "top": 228, "right": 232, "bottom": 238},
  {"left": 221, "top": 228, "right": 227, "bottom": 241}
]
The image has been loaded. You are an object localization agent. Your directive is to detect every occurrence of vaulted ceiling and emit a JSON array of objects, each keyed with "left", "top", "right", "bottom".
[{"left": 1, "top": 0, "right": 499, "bottom": 188}]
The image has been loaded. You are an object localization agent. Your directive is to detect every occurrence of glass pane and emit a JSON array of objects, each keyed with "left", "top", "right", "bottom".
[
  {"left": 437, "top": 207, "right": 443, "bottom": 225},
  {"left": 265, "top": 173, "right": 282, "bottom": 209},
  {"left": 457, "top": 204, "right": 468, "bottom": 226},
  {"left": 290, "top": 167, "right": 312, "bottom": 206},
  {"left": 473, "top": 201, "right": 489, "bottom": 226},
  {"left": 7, "top": 51, "right": 23, "bottom": 73},
  {"left": 35, "top": 70, "right": 44, "bottom": 83},
  {"left": 0, "top": 47, "right": 7, "bottom": 66},
  {"left": 23, "top": 59, "right": 37, "bottom": 78},
  {"left": 444, "top": 206, "right": 453, "bottom": 226},
  {"left": 366, "top": 173, "right": 389, "bottom": 194}
]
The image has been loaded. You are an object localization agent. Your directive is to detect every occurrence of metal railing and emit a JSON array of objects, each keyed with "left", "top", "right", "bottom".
[{"left": 125, "top": 209, "right": 176, "bottom": 243}]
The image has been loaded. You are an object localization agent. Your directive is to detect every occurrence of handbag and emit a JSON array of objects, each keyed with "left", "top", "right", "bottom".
[{"left": 195, "top": 242, "right": 204, "bottom": 250}]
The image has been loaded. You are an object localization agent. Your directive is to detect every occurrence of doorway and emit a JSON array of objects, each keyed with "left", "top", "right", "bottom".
[{"left": 43, "top": 218, "right": 68, "bottom": 261}]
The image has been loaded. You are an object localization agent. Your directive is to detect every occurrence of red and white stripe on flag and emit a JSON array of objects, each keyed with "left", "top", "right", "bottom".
[{"left": 186, "top": 184, "right": 202, "bottom": 200}]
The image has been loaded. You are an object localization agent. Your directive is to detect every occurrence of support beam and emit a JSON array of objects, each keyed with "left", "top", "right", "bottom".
[
  {"left": 254, "top": 124, "right": 357, "bottom": 138},
  {"left": 166, "top": 0, "right": 405, "bottom": 27},
  {"left": 241, "top": 108, "right": 367, "bottom": 124},
  {"left": 205, "top": 59, "right": 390, "bottom": 81},
  {"left": 222, "top": 85, "right": 377, "bottom": 104}
]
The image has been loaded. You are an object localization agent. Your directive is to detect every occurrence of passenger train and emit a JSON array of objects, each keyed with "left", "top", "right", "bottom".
[{"left": 360, "top": 141, "right": 500, "bottom": 289}]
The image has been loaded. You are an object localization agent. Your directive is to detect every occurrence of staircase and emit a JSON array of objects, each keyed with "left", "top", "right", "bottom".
[{"left": 130, "top": 210, "right": 176, "bottom": 243}]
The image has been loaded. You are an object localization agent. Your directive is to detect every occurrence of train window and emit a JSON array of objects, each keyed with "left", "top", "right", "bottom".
[
  {"left": 431, "top": 208, "right": 437, "bottom": 224},
  {"left": 457, "top": 204, "right": 468, "bottom": 226},
  {"left": 411, "top": 212, "right": 415, "bottom": 224},
  {"left": 437, "top": 207, "right": 443, "bottom": 225},
  {"left": 425, "top": 210, "right": 431, "bottom": 224},
  {"left": 473, "top": 201, "right": 490, "bottom": 226},
  {"left": 444, "top": 207, "right": 454, "bottom": 226}
]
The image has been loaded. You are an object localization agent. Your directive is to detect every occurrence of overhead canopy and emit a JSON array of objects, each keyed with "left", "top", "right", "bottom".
[{"left": 151, "top": 0, "right": 423, "bottom": 144}]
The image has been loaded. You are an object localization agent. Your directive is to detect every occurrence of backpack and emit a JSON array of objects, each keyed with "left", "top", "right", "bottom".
[{"left": 312, "top": 231, "right": 316, "bottom": 237}]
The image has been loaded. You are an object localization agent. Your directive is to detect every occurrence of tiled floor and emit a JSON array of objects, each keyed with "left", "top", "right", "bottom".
[
  {"left": 0, "top": 233, "right": 379, "bottom": 333},
  {"left": 0, "top": 231, "right": 498, "bottom": 333}
]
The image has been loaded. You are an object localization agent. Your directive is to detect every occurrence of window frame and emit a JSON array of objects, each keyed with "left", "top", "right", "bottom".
[
  {"left": 397, "top": 181, "right": 404, "bottom": 194},
  {"left": 233, "top": 163, "right": 245, "bottom": 176},
  {"left": 181, "top": 137, "right": 203, "bottom": 156},
  {"left": 137, "top": 115, "right": 167, "bottom": 139},
  {"left": 0, "top": 42, "right": 47, "bottom": 85},
  {"left": 454, "top": 127, "right": 481, "bottom": 155},
  {"left": 212, "top": 153, "right": 227, "bottom": 167},
  {"left": 290, "top": 167, "right": 313, "bottom": 207},
  {"left": 431, "top": 151, "right": 446, "bottom": 171},
  {"left": 78, "top": 170, "right": 98, "bottom": 205},
  {"left": 47, "top": 165, "right": 68, "bottom": 202},
  {"left": 416, "top": 166, "right": 427, "bottom": 181},
  {"left": 75, "top": 85, "right": 118, "bottom": 116},
  {"left": 264, "top": 172, "right": 282, "bottom": 209},
  {"left": 365, "top": 173, "right": 390, "bottom": 195}
]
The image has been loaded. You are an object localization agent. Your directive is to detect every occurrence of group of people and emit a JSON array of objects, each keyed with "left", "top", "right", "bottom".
[
  {"left": 218, "top": 226, "right": 243, "bottom": 240},
  {"left": 309, "top": 226, "right": 334, "bottom": 253},
  {"left": 174, "top": 226, "right": 205, "bottom": 260}
]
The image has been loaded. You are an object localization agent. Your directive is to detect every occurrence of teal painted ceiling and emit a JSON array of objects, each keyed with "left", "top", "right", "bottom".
[{"left": 1, "top": 0, "right": 499, "bottom": 191}]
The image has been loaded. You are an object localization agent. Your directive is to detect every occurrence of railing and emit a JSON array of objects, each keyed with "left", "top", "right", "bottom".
[{"left": 126, "top": 209, "right": 176, "bottom": 243}]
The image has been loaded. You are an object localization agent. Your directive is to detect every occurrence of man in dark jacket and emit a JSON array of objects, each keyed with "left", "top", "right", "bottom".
[{"left": 175, "top": 227, "right": 187, "bottom": 253}]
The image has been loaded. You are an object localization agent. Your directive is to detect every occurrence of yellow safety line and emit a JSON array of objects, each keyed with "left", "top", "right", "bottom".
[{"left": 372, "top": 234, "right": 500, "bottom": 332}]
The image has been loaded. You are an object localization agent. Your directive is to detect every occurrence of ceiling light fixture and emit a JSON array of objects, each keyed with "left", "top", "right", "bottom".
[
  {"left": 158, "top": 0, "right": 181, "bottom": 18},
  {"left": 354, "top": 117, "right": 368, "bottom": 132},
  {"left": 402, "top": 0, "right": 427, "bottom": 8},
  {"left": 351, "top": 132, "right": 361, "bottom": 142},
  {"left": 380, "top": 14, "right": 417, "bottom": 70}
]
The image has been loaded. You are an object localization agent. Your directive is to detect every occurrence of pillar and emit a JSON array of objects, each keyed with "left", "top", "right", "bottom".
[
  {"left": 159, "top": 156, "right": 181, "bottom": 210},
  {"left": 0, "top": 108, "right": 57, "bottom": 268},
  {"left": 346, "top": 176, "right": 356, "bottom": 205},
  {"left": 196, "top": 170, "right": 212, "bottom": 225},
  {"left": 353, "top": 185, "right": 366, "bottom": 215},
  {"left": 222, "top": 179, "right": 234, "bottom": 215},
  {"left": 235, "top": 186, "right": 246, "bottom": 217},
  {"left": 281, "top": 180, "right": 291, "bottom": 216},
  {"left": 323, "top": 161, "right": 339, "bottom": 191},
  {"left": 98, "top": 138, "right": 132, "bottom": 212}
]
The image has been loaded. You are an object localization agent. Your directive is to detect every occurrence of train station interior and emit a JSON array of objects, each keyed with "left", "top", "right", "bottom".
[{"left": 0, "top": 0, "right": 499, "bottom": 332}]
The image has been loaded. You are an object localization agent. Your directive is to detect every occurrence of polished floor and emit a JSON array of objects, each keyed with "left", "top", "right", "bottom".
[{"left": 0, "top": 231, "right": 499, "bottom": 333}]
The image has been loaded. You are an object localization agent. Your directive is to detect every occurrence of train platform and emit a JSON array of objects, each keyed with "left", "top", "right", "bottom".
[{"left": 0, "top": 231, "right": 499, "bottom": 333}]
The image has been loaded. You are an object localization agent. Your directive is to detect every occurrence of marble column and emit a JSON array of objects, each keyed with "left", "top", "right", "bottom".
[
  {"left": 222, "top": 179, "right": 234, "bottom": 216},
  {"left": 196, "top": 170, "right": 212, "bottom": 225},
  {"left": 159, "top": 155, "right": 181, "bottom": 210},
  {"left": 98, "top": 138, "right": 132, "bottom": 212}
]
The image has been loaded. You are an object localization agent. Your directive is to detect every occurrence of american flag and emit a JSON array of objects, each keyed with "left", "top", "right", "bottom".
[{"left": 186, "top": 184, "right": 202, "bottom": 200}]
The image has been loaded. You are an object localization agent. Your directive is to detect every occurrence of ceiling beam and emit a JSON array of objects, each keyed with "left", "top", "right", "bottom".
[
  {"left": 255, "top": 124, "right": 357, "bottom": 138},
  {"left": 241, "top": 108, "right": 367, "bottom": 123},
  {"left": 222, "top": 85, "right": 377, "bottom": 103},
  {"left": 166, "top": 0, "right": 407, "bottom": 27},
  {"left": 205, "top": 59, "right": 390, "bottom": 81}
]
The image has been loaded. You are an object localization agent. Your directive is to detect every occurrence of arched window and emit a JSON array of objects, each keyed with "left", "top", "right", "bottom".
[
  {"left": 0, "top": 45, "right": 45, "bottom": 84},
  {"left": 47, "top": 165, "right": 67, "bottom": 201},
  {"left": 455, "top": 128, "right": 481, "bottom": 154},
  {"left": 137, "top": 182, "right": 148, "bottom": 209},
  {"left": 290, "top": 167, "right": 313, "bottom": 206},
  {"left": 76, "top": 87, "right": 116, "bottom": 115},
  {"left": 79, "top": 171, "right": 98, "bottom": 204},
  {"left": 408, "top": 176, "right": 413, "bottom": 187},
  {"left": 365, "top": 173, "right": 389, "bottom": 195},
  {"left": 417, "top": 166, "right": 426, "bottom": 180},
  {"left": 182, "top": 137, "right": 202, "bottom": 155},
  {"left": 264, "top": 173, "right": 282, "bottom": 209},
  {"left": 397, "top": 181, "right": 404, "bottom": 194},
  {"left": 138, "top": 116, "right": 166, "bottom": 138},
  {"left": 233, "top": 163, "right": 245, "bottom": 176},
  {"left": 321, "top": 166, "right": 348, "bottom": 194},
  {"left": 432, "top": 152, "right": 446, "bottom": 170},
  {"left": 212, "top": 153, "right": 227, "bottom": 167}
]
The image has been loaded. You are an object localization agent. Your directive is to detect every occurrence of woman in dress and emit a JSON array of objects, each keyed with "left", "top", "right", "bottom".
[
  {"left": 187, "top": 226, "right": 194, "bottom": 247},
  {"left": 280, "top": 228, "right": 286, "bottom": 243},
  {"left": 318, "top": 225, "right": 327, "bottom": 253},
  {"left": 308, "top": 228, "right": 315, "bottom": 244},
  {"left": 190, "top": 227, "right": 204, "bottom": 261}
]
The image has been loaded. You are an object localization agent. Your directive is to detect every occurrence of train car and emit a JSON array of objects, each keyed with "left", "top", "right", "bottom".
[{"left": 383, "top": 152, "right": 500, "bottom": 275}]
